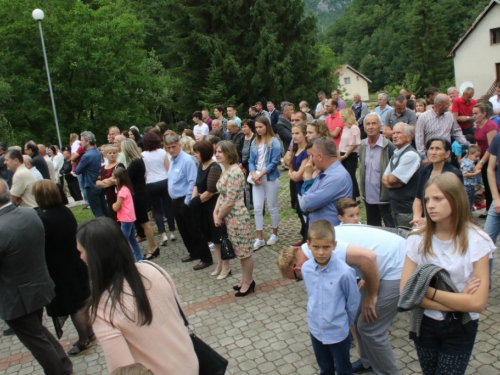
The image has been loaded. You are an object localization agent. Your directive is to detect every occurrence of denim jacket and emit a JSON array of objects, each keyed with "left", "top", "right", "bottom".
[{"left": 248, "top": 137, "right": 281, "bottom": 181}]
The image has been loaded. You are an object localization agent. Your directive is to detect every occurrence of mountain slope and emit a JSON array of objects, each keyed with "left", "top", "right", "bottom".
[{"left": 304, "top": 0, "right": 352, "bottom": 32}]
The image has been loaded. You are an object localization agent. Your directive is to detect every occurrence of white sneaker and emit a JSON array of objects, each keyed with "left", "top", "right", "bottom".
[
  {"left": 209, "top": 243, "right": 215, "bottom": 251},
  {"left": 267, "top": 234, "right": 278, "bottom": 246},
  {"left": 170, "top": 233, "right": 176, "bottom": 241},
  {"left": 253, "top": 238, "right": 266, "bottom": 250}
]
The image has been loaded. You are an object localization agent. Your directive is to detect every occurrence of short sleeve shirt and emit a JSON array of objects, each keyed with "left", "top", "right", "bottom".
[
  {"left": 383, "top": 144, "right": 421, "bottom": 184},
  {"left": 11, "top": 165, "right": 37, "bottom": 208},
  {"left": 406, "top": 228, "right": 494, "bottom": 320},
  {"left": 487, "top": 133, "right": 500, "bottom": 191},
  {"left": 474, "top": 120, "right": 499, "bottom": 154},
  {"left": 117, "top": 186, "right": 136, "bottom": 223},
  {"left": 193, "top": 124, "right": 209, "bottom": 140}
]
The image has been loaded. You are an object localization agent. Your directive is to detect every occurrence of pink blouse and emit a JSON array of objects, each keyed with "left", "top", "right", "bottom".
[
  {"left": 339, "top": 125, "right": 361, "bottom": 153},
  {"left": 93, "top": 263, "right": 199, "bottom": 375}
]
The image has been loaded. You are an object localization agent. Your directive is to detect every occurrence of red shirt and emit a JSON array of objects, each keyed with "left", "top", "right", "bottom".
[
  {"left": 325, "top": 112, "right": 344, "bottom": 147},
  {"left": 452, "top": 96, "right": 477, "bottom": 129},
  {"left": 474, "top": 120, "right": 499, "bottom": 154}
]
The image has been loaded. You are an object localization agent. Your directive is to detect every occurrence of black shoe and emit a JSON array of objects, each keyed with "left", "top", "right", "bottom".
[
  {"left": 235, "top": 280, "right": 256, "bottom": 297},
  {"left": 193, "top": 261, "right": 213, "bottom": 271},
  {"left": 3, "top": 327, "right": 14, "bottom": 336},
  {"left": 352, "top": 359, "right": 371, "bottom": 373},
  {"left": 143, "top": 248, "right": 160, "bottom": 260},
  {"left": 182, "top": 255, "right": 200, "bottom": 263}
]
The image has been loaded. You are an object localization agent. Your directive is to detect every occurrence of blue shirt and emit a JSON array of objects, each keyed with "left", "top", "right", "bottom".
[
  {"left": 452, "top": 141, "right": 463, "bottom": 157},
  {"left": 374, "top": 105, "right": 393, "bottom": 125},
  {"left": 488, "top": 133, "right": 500, "bottom": 191},
  {"left": 167, "top": 150, "right": 198, "bottom": 205},
  {"left": 75, "top": 147, "right": 102, "bottom": 189},
  {"left": 302, "top": 253, "right": 360, "bottom": 344},
  {"left": 301, "top": 161, "right": 352, "bottom": 225}
]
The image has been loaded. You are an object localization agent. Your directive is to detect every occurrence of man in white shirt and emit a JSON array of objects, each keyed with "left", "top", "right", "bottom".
[
  {"left": 278, "top": 224, "right": 405, "bottom": 374},
  {"left": 192, "top": 111, "right": 209, "bottom": 141},
  {"left": 315, "top": 91, "right": 328, "bottom": 120},
  {"left": 23, "top": 156, "right": 43, "bottom": 181},
  {"left": 489, "top": 82, "right": 500, "bottom": 116},
  {"left": 374, "top": 92, "right": 393, "bottom": 125}
]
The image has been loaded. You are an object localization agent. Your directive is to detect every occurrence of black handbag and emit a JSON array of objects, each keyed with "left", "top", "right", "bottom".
[
  {"left": 220, "top": 226, "right": 236, "bottom": 260},
  {"left": 175, "top": 299, "right": 228, "bottom": 375}
]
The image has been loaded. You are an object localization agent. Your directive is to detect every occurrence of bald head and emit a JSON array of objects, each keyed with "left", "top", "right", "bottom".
[
  {"left": 23, "top": 155, "right": 33, "bottom": 169},
  {"left": 37, "top": 144, "right": 47, "bottom": 156}
]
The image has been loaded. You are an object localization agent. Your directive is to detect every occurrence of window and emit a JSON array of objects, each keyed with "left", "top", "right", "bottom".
[
  {"left": 344, "top": 77, "right": 351, "bottom": 85},
  {"left": 491, "top": 28, "right": 500, "bottom": 45}
]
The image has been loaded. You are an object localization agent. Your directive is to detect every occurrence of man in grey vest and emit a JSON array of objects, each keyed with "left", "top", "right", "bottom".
[
  {"left": 0, "top": 178, "right": 73, "bottom": 375},
  {"left": 382, "top": 123, "right": 421, "bottom": 228}
]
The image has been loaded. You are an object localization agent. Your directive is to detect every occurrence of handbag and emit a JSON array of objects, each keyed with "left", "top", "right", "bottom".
[
  {"left": 220, "top": 226, "right": 236, "bottom": 260},
  {"left": 174, "top": 299, "right": 228, "bottom": 375},
  {"left": 143, "top": 261, "right": 228, "bottom": 375},
  {"left": 246, "top": 173, "right": 255, "bottom": 185}
]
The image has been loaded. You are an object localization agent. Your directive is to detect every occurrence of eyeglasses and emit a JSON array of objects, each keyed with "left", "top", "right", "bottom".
[{"left": 292, "top": 264, "right": 302, "bottom": 282}]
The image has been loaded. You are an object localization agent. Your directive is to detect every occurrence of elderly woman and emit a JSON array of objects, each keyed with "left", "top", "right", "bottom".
[
  {"left": 32, "top": 180, "right": 94, "bottom": 356},
  {"left": 191, "top": 140, "right": 227, "bottom": 278},
  {"left": 96, "top": 145, "right": 123, "bottom": 221},
  {"left": 77, "top": 218, "right": 198, "bottom": 375},
  {"left": 411, "top": 137, "right": 463, "bottom": 227},
  {"left": 214, "top": 141, "right": 255, "bottom": 296}
]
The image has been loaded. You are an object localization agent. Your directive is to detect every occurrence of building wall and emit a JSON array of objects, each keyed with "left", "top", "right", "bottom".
[
  {"left": 454, "top": 4, "right": 500, "bottom": 99},
  {"left": 339, "top": 69, "right": 370, "bottom": 100}
]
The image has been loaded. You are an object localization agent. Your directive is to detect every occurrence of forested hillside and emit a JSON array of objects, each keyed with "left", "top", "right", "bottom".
[
  {"left": 304, "top": 0, "right": 352, "bottom": 33},
  {"left": 326, "top": 0, "right": 490, "bottom": 93}
]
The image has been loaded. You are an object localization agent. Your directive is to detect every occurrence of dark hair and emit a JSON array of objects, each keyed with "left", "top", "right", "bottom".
[
  {"left": 407, "top": 99, "right": 415, "bottom": 111},
  {"left": 192, "top": 111, "right": 202, "bottom": 120},
  {"left": 144, "top": 126, "right": 153, "bottom": 134},
  {"left": 249, "top": 106, "right": 258, "bottom": 113},
  {"left": 49, "top": 145, "right": 58, "bottom": 155},
  {"left": 475, "top": 102, "right": 493, "bottom": 117},
  {"left": 465, "top": 134, "right": 476, "bottom": 144},
  {"left": 209, "top": 129, "right": 223, "bottom": 139},
  {"left": 226, "top": 105, "right": 236, "bottom": 110},
  {"left": 329, "top": 99, "right": 338, "bottom": 108},
  {"left": 32, "top": 180, "right": 62, "bottom": 210},
  {"left": 395, "top": 95, "right": 406, "bottom": 104},
  {"left": 242, "top": 119, "right": 255, "bottom": 133},
  {"left": 317, "top": 91, "right": 325, "bottom": 96},
  {"left": 155, "top": 122, "right": 168, "bottom": 135},
  {"left": 0, "top": 142, "right": 7, "bottom": 152},
  {"left": 214, "top": 105, "right": 224, "bottom": 113},
  {"left": 77, "top": 218, "right": 152, "bottom": 327},
  {"left": 113, "top": 167, "right": 134, "bottom": 195},
  {"left": 129, "top": 128, "right": 141, "bottom": 145},
  {"left": 425, "top": 137, "right": 451, "bottom": 153},
  {"left": 184, "top": 129, "right": 196, "bottom": 141},
  {"left": 209, "top": 136, "right": 221, "bottom": 145},
  {"left": 121, "top": 130, "right": 129, "bottom": 138},
  {"left": 337, "top": 197, "right": 358, "bottom": 216},
  {"left": 176, "top": 121, "right": 188, "bottom": 133},
  {"left": 255, "top": 101, "right": 263, "bottom": 107},
  {"left": 142, "top": 132, "right": 161, "bottom": 151},
  {"left": 25, "top": 143, "right": 38, "bottom": 155},
  {"left": 425, "top": 87, "right": 439, "bottom": 97},
  {"left": 7, "top": 149, "right": 23, "bottom": 163},
  {"left": 295, "top": 111, "right": 307, "bottom": 121},
  {"left": 193, "top": 140, "right": 214, "bottom": 162}
]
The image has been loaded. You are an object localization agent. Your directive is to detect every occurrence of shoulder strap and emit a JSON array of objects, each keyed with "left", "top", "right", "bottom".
[{"left": 141, "top": 260, "right": 189, "bottom": 328}]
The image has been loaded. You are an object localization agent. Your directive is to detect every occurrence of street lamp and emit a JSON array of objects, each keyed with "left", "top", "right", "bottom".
[{"left": 32, "top": 8, "right": 62, "bottom": 149}]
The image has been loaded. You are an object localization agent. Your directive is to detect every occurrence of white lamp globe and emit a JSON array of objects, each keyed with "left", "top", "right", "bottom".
[{"left": 32, "top": 9, "right": 44, "bottom": 21}]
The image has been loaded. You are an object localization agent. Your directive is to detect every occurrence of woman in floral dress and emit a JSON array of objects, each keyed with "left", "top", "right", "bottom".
[{"left": 214, "top": 141, "right": 255, "bottom": 297}]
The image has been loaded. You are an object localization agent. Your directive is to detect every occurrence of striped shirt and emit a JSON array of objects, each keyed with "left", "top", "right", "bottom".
[{"left": 415, "top": 109, "right": 467, "bottom": 157}]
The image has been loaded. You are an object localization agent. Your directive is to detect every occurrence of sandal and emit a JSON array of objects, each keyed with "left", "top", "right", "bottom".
[{"left": 67, "top": 341, "right": 92, "bottom": 356}]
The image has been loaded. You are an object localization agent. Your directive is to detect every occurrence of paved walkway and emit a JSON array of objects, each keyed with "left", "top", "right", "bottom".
[{"left": 1, "top": 181, "right": 499, "bottom": 374}]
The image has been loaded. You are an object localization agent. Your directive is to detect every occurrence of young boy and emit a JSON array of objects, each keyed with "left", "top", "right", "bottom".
[
  {"left": 301, "top": 220, "right": 360, "bottom": 375},
  {"left": 460, "top": 145, "right": 482, "bottom": 211},
  {"left": 337, "top": 198, "right": 361, "bottom": 224}
]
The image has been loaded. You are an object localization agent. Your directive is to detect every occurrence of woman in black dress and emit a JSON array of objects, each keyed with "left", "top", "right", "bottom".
[
  {"left": 121, "top": 139, "right": 159, "bottom": 259},
  {"left": 32, "top": 180, "right": 94, "bottom": 356},
  {"left": 191, "top": 140, "right": 227, "bottom": 278}
]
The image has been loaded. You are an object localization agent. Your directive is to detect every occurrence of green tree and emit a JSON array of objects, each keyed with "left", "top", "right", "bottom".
[{"left": 0, "top": 0, "right": 172, "bottom": 145}]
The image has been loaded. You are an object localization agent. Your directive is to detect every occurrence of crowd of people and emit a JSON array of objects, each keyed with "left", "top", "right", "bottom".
[{"left": 0, "top": 83, "right": 499, "bottom": 374}]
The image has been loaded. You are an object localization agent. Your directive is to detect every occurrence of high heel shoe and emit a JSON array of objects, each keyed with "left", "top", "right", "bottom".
[
  {"left": 217, "top": 270, "right": 231, "bottom": 280},
  {"left": 233, "top": 285, "right": 242, "bottom": 291},
  {"left": 235, "top": 280, "right": 255, "bottom": 297},
  {"left": 143, "top": 248, "right": 160, "bottom": 260},
  {"left": 211, "top": 266, "right": 222, "bottom": 276}
]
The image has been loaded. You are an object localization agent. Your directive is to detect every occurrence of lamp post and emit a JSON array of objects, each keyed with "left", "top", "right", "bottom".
[{"left": 32, "top": 8, "right": 62, "bottom": 149}]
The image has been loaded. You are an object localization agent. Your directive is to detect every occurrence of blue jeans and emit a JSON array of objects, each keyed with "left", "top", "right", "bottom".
[
  {"left": 121, "top": 222, "right": 142, "bottom": 262},
  {"left": 483, "top": 202, "right": 499, "bottom": 280},
  {"left": 310, "top": 333, "right": 352, "bottom": 375},
  {"left": 85, "top": 186, "right": 109, "bottom": 218},
  {"left": 77, "top": 174, "right": 89, "bottom": 204},
  {"left": 465, "top": 185, "right": 475, "bottom": 212}
]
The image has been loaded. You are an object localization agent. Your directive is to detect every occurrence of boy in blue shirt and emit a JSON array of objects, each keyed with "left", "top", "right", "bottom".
[{"left": 302, "top": 220, "right": 360, "bottom": 375}]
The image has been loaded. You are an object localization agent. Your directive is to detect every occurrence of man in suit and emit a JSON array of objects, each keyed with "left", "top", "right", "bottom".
[{"left": 0, "top": 178, "right": 73, "bottom": 375}]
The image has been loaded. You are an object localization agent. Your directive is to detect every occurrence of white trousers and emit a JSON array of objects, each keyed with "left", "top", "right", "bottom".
[{"left": 252, "top": 176, "right": 279, "bottom": 231}]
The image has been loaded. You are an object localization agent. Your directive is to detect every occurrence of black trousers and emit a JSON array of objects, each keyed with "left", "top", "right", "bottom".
[
  {"left": 6, "top": 308, "right": 73, "bottom": 375},
  {"left": 341, "top": 152, "right": 360, "bottom": 199},
  {"left": 64, "top": 176, "right": 83, "bottom": 201},
  {"left": 172, "top": 197, "right": 212, "bottom": 263},
  {"left": 481, "top": 159, "right": 492, "bottom": 210},
  {"left": 364, "top": 202, "right": 395, "bottom": 227}
]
